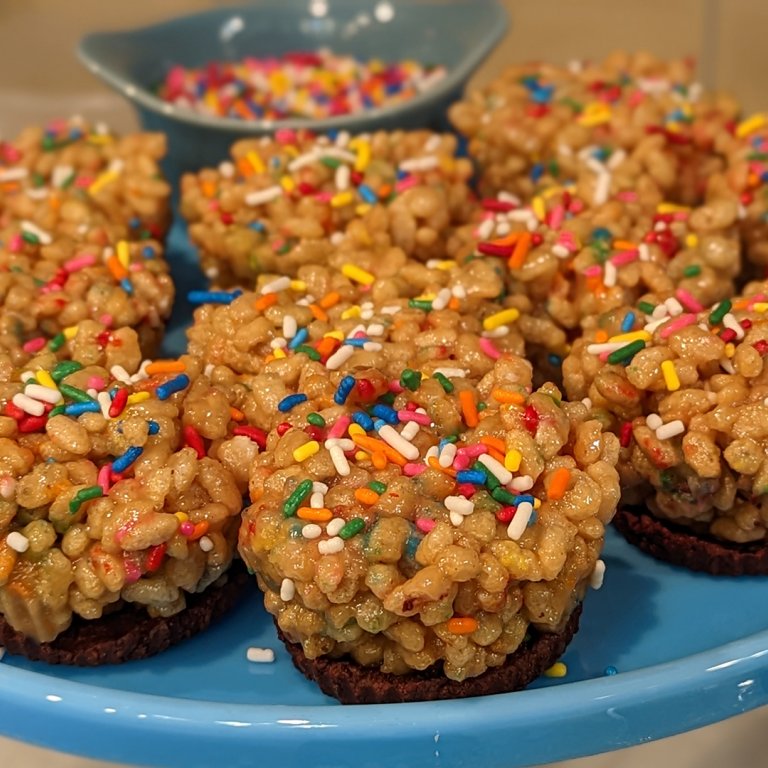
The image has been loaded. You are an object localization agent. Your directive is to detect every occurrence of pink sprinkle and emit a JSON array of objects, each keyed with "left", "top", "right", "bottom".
[
  {"left": 415, "top": 518, "right": 436, "bottom": 533},
  {"left": 675, "top": 288, "right": 704, "bottom": 313},
  {"left": 659, "top": 313, "right": 697, "bottom": 339},
  {"left": 129, "top": 262, "right": 145, "bottom": 272},
  {"left": 124, "top": 558, "right": 142, "bottom": 584},
  {"left": 616, "top": 190, "right": 639, "bottom": 202},
  {"left": 582, "top": 264, "right": 603, "bottom": 277},
  {"left": 22, "top": 337, "right": 46, "bottom": 353},
  {"left": 8, "top": 233, "right": 22, "bottom": 253},
  {"left": 75, "top": 175, "right": 93, "bottom": 189},
  {"left": 403, "top": 462, "right": 426, "bottom": 476},
  {"left": 673, "top": 211, "right": 689, "bottom": 222},
  {"left": 457, "top": 444, "right": 488, "bottom": 458},
  {"left": 2, "top": 145, "right": 21, "bottom": 163},
  {"left": 628, "top": 90, "right": 646, "bottom": 108},
  {"left": 395, "top": 176, "right": 418, "bottom": 193},
  {"left": 99, "top": 314, "right": 113, "bottom": 327},
  {"left": 313, "top": 192, "right": 332, "bottom": 203},
  {"left": 275, "top": 128, "right": 297, "bottom": 144},
  {"left": 64, "top": 253, "right": 97, "bottom": 273},
  {"left": 180, "top": 521, "right": 195, "bottom": 536},
  {"left": 114, "top": 524, "right": 131, "bottom": 544},
  {"left": 87, "top": 376, "right": 106, "bottom": 390},
  {"left": 328, "top": 415, "right": 351, "bottom": 440},
  {"left": 610, "top": 249, "right": 639, "bottom": 267},
  {"left": 453, "top": 454, "right": 470, "bottom": 471},
  {"left": 569, "top": 199, "right": 585, "bottom": 214},
  {"left": 748, "top": 294, "right": 768, "bottom": 307},
  {"left": 397, "top": 410, "right": 431, "bottom": 425},
  {"left": 547, "top": 204, "right": 565, "bottom": 230},
  {"left": 389, "top": 380, "right": 404, "bottom": 393},
  {"left": 479, "top": 337, "right": 501, "bottom": 359},
  {"left": 599, "top": 351, "right": 611, "bottom": 362},
  {"left": 97, "top": 464, "right": 112, "bottom": 494},
  {"left": 207, "top": 200, "right": 219, "bottom": 211}
]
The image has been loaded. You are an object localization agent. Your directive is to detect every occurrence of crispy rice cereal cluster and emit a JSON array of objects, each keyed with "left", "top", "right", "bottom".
[
  {"left": 179, "top": 129, "right": 475, "bottom": 287},
  {"left": 239, "top": 356, "right": 619, "bottom": 681},
  {"left": 0, "top": 118, "right": 174, "bottom": 369},
  {"left": 449, "top": 51, "right": 739, "bottom": 206},
  {"left": 0, "top": 353, "right": 252, "bottom": 644},
  {"left": 562, "top": 284, "right": 768, "bottom": 544}
]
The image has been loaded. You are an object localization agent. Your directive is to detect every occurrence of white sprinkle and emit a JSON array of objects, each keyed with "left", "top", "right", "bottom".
[
  {"left": 26, "top": 187, "right": 49, "bottom": 200},
  {"left": 335, "top": 163, "right": 351, "bottom": 191},
  {"left": 593, "top": 172, "right": 612, "bottom": 207},
  {"left": 6, "top": 532, "right": 29, "bottom": 553},
  {"left": 326, "top": 344, "right": 355, "bottom": 370},
  {"left": 51, "top": 164, "right": 74, "bottom": 188},
  {"left": 495, "top": 221, "right": 511, "bottom": 236},
  {"left": 432, "top": 367, "right": 467, "bottom": 378},
  {"left": 507, "top": 501, "right": 534, "bottom": 540},
  {"left": 330, "top": 231, "right": 345, "bottom": 246},
  {"left": 280, "top": 578, "right": 296, "bottom": 601},
  {"left": 655, "top": 420, "right": 685, "bottom": 440},
  {"left": 287, "top": 150, "right": 322, "bottom": 171},
  {"left": 381, "top": 305, "right": 402, "bottom": 315},
  {"left": 326, "top": 518, "right": 345, "bottom": 537},
  {"left": 329, "top": 444, "right": 350, "bottom": 476},
  {"left": 638, "top": 243, "right": 652, "bottom": 262},
  {"left": 312, "top": 481, "right": 329, "bottom": 494},
  {"left": 581, "top": 397, "right": 592, "bottom": 409},
  {"left": 399, "top": 155, "right": 439, "bottom": 173},
  {"left": 20, "top": 371, "right": 36, "bottom": 383},
  {"left": 270, "top": 337, "right": 288, "bottom": 349},
  {"left": 12, "top": 393, "right": 44, "bottom": 416},
  {"left": 444, "top": 495, "right": 474, "bottom": 516},
  {"left": 644, "top": 317, "right": 668, "bottom": 333},
  {"left": 378, "top": 424, "right": 420, "bottom": 460},
  {"left": 551, "top": 244, "right": 570, "bottom": 259},
  {"left": 720, "top": 357, "right": 735, "bottom": 374},
  {"left": 366, "top": 323, "right": 385, "bottom": 337},
  {"left": 476, "top": 218, "right": 495, "bottom": 240},
  {"left": 335, "top": 131, "right": 351, "bottom": 147},
  {"left": 246, "top": 647, "right": 275, "bottom": 663},
  {"left": 110, "top": 365, "right": 132, "bottom": 384},
  {"left": 603, "top": 261, "right": 617, "bottom": 288},
  {"left": 477, "top": 453, "right": 513, "bottom": 485},
  {"left": 309, "top": 491, "right": 325, "bottom": 509},
  {"left": 498, "top": 191, "right": 520, "bottom": 205},
  {"left": 438, "top": 443, "right": 458, "bottom": 468},
  {"left": 431, "top": 288, "right": 452, "bottom": 311},
  {"left": 199, "top": 536, "right": 214, "bottom": 552},
  {"left": 132, "top": 360, "right": 152, "bottom": 383},
  {"left": 607, "top": 149, "right": 626, "bottom": 170},
  {"left": 245, "top": 185, "right": 282, "bottom": 206},
  {"left": 86, "top": 388, "right": 99, "bottom": 399},
  {"left": 97, "top": 391, "right": 112, "bottom": 419},
  {"left": 646, "top": 413, "right": 663, "bottom": 430},
  {"left": 482, "top": 326, "right": 509, "bottom": 339},
  {"left": 722, "top": 313, "right": 745, "bottom": 339},
  {"left": 218, "top": 160, "right": 236, "bottom": 178},
  {"left": 318, "top": 536, "right": 345, "bottom": 555},
  {"left": 400, "top": 421, "right": 420, "bottom": 441},
  {"left": 260, "top": 275, "right": 291, "bottom": 294},
  {"left": 0, "top": 167, "right": 28, "bottom": 182},
  {"left": 424, "top": 134, "right": 442, "bottom": 152},
  {"left": 20, "top": 220, "right": 52, "bottom": 245},
  {"left": 24, "top": 383, "right": 62, "bottom": 404},
  {"left": 451, "top": 284, "right": 467, "bottom": 299},
  {"left": 652, "top": 304, "right": 670, "bottom": 320},
  {"left": 0, "top": 477, "right": 16, "bottom": 500},
  {"left": 424, "top": 445, "right": 439, "bottom": 464},
  {"left": 449, "top": 511, "right": 465, "bottom": 527},
  {"left": 590, "top": 559, "right": 606, "bottom": 590},
  {"left": 302, "top": 524, "right": 322, "bottom": 540},
  {"left": 586, "top": 342, "right": 624, "bottom": 355},
  {"left": 282, "top": 314, "right": 297, "bottom": 339},
  {"left": 508, "top": 475, "right": 534, "bottom": 492},
  {"left": 325, "top": 438, "right": 354, "bottom": 451},
  {"left": 320, "top": 147, "right": 356, "bottom": 163},
  {"left": 664, "top": 297, "right": 684, "bottom": 317}
]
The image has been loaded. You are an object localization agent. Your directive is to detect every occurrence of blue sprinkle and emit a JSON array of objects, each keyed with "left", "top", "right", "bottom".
[
  {"left": 142, "top": 245, "right": 156, "bottom": 259},
  {"left": 288, "top": 327, "right": 309, "bottom": 350},
  {"left": 334, "top": 375, "right": 356, "bottom": 405},
  {"left": 591, "top": 227, "right": 613, "bottom": 241},
  {"left": 457, "top": 470, "right": 486, "bottom": 484},
  {"left": 278, "top": 393, "right": 308, "bottom": 412},
  {"left": 249, "top": 221, "right": 266, "bottom": 232},
  {"left": 396, "top": 169, "right": 408, "bottom": 181},
  {"left": 405, "top": 531, "right": 421, "bottom": 560},
  {"left": 351, "top": 411, "right": 374, "bottom": 431},
  {"left": 513, "top": 494, "right": 535, "bottom": 506},
  {"left": 373, "top": 418, "right": 387, "bottom": 431},
  {"left": 438, "top": 437, "right": 453, "bottom": 451},
  {"left": 530, "top": 162, "right": 544, "bottom": 182},
  {"left": 112, "top": 445, "right": 143, "bottom": 473},
  {"left": 358, "top": 184, "right": 378, "bottom": 204},
  {"left": 343, "top": 337, "right": 368, "bottom": 347},
  {"left": 530, "top": 85, "right": 554, "bottom": 104},
  {"left": 621, "top": 311, "right": 636, "bottom": 333},
  {"left": 156, "top": 374, "right": 190, "bottom": 401},
  {"left": 604, "top": 665, "right": 618, "bottom": 676},
  {"left": 527, "top": 509, "right": 538, "bottom": 526},
  {"left": 370, "top": 404, "right": 398, "bottom": 424},
  {"left": 147, "top": 420, "right": 160, "bottom": 435},
  {"left": 129, "top": 216, "right": 141, "bottom": 229},
  {"left": 548, "top": 354, "right": 562, "bottom": 367},
  {"left": 187, "top": 290, "right": 242, "bottom": 305},
  {"left": 64, "top": 402, "right": 100, "bottom": 416},
  {"left": 120, "top": 277, "right": 133, "bottom": 295}
]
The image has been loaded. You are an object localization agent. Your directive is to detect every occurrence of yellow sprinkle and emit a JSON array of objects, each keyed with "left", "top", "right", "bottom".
[
  {"left": 331, "top": 191, "right": 354, "bottom": 208},
  {"left": 341, "top": 264, "right": 375, "bottom": 285},
  {"left": 753, "top": 303, "right": 768, "bottom": 313},
  {"left": 544, "top": 662, "right": 568, "bottom": 678},
  {"left": 347, "top": 423, "right": 366, "bottom": 438},
  {"left": 293, "top": 440, "right": 320, "bottom": 462},
  {"left": 577, "top": 102, "right": 611, "bottom": 127},
  {"left": 414, "top": 292, "right": 436, "bottom": 302},
  {"left": 246, "top": 150, "right": 265, "bottom": 174},
  {"left": 62, "top": 326, "right": 79, "bottom": 340},
  {"left": 541, "top": 185, "right": 564, "bottom": 199},
  {"left": 656, "top": 202, "right": 691, "bottom": 214},
  {"left": 290, "top": 279, "right": 307, "bottom": 292},
  {"left": 608, "top": 330, "right": 651, "bottom": 344},
  {"left": 35, "top": 370, "right": 57, "bottom": 390},
  {"left": 355, "top": 204, "right": 372, "bottom": 216},
  {"left": 354, "top": 450, "right": 371, "bottom": 462},
  {"left": 272, "top": 347, "right": 287, "bottom": 359},
  {"left": 483, "top": 308, "right": 521, "bottom": 331},
  {"left": 350, "top": 139, "right": 371, "bottom": 172},
  {"left": 504, "top": 449, "right": 522, "bottom": 472},
  {"left": 126, "top": 391, "right": 150, "bottom": 405},
  {"left": 431, "top": 260, "right": 457, "bottom": 270},
  {"left": 88, "top": 170, "right": 118, "bottom": 195},
  {"left": 280, "top": 175, "right": 295, "bottom": 193},
  {"left": 725, "top": 342, "right": 736, "bottom": 358},
  {"left": 660, "top": 360, "right": 680, "bottom": 391},
  {"left": 685, "top": 233, "right": 699, "bottom": 248},
  {"left": 532, "top": 196, "right": 546, "bottom": 221},
  {"left": 86, "top": 133, "right": 112, "bottom": 145},
  {"left": 323, "top": 330, "right": 345, "bottom": 340},
  {"left": 736, "top": 113, "right": 768, "bottom": 139},
  {"left": 174, "top": 512, "right": 189, "bottom": 523},
  {"left": 341, "top": 306, "right": 361, "bottom": 320},
  {"left": 533, "top": 498, "right": 541, "bottom": 509},
  {"left": 116, "top": 240, "right": 131, "bottom": 268}
]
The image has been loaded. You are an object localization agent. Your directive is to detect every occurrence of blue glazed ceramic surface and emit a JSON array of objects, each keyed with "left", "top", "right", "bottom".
[
  {"left": 77, "top": 0, "right": 507, "bottom": 176},
  {"left": 0, "top": 219, "right": 767, "bottom": 768}
]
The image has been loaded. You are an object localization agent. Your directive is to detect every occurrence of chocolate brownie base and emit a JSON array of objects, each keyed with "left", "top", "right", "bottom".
[
  {"left": 277, "top": 603, "right": 582, "bottom": 704},
  {"left": 614, "top": 507, "right": 768, "bottom": 575},
  {"left": 0, "top": 565, "right": 250, "bottom": 665}
]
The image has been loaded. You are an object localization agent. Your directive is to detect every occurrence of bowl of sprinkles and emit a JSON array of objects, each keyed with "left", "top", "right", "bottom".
[{"left": 77, "top": 0, "right": 508, "bottom": 175}]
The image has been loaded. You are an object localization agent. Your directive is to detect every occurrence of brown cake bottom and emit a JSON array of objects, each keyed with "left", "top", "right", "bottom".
[
  {"left": 277, "top": 603, "right": 582, "bottom": 704},
  {"left": 614, "top": 507, "right": 768, "bottom": 576},
  {"left": 0, "top": 564, "right": 250, "bottom": 665}
]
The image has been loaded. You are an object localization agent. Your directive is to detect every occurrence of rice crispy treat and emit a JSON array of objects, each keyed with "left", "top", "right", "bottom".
[
  {"left": 238, "top": 355, "right": 620, "bottom": 701},
  {"left": 179, "top": 129, "right": 475, "bottom": 287},
  {"left": 562, "top": 284, "right": 768, "bottom": 555},
  {"left": 0, "top": 352, "right": 251, "bottom": 654},
  {"left": 449, "top": 51, "right": 739, "bottom": 206}
]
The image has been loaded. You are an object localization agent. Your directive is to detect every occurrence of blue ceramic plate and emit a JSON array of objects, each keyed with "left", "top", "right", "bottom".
[
  {"left": 1, "top": 218, "right": 767, "bottom": 768},
  {"left": 77, "top": 0, "right": 508, "bottom": 175}
]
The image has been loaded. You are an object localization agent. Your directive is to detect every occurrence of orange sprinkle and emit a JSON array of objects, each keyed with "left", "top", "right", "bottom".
[
  {"left": 488, "top": 231, "right": 522, "bottom": 248},
  {"left": 254, "top": 293, "right": 278, "bottom": 312},
  {"left": 490, "top": 389, "right": 525, "bottom": 405},
  {"left": 732, "top": 298, "right": 751, "bottom": 311},
  {"left": 106, "top": 255, "right": 128, "bottom": 281},
  {"left": 319, "top": 291, "right": 341, "bottom": 309},
  {"left": 352, "top": 434, "right": 406, "bottom": 466},
  {"left": 448, "top": 296, "right": 461, "bottom": 311},
  {"left": 145, "top": 360, "right": 186, "bottom": 376},
  {"left": 547, "top": 467, "right": 571, "bottom": 500},
  {"left": 459, "top": 390, "right": 479, "bottom": 428},
  {"left": 586, "top": 275, "right": 605, "bottom": 295},
  {"left": 297, "top": 507, "right": 333, "bottom": 522},
  {"left": 447, "top": 617, "right": 478, "bottom": 635},
  {"left": 309, "top": 303, "right": 329, "bottom": 322},
  {"left": 233, "top": 101, "right": 254, "bottom": 121},
  {"left": 594, "top": 329, "right": 609, "bottom": 343},
  {"left": 236, "top": 157, "right": 254, "bottom": 178},
  {"left": 378, "top": 183, "right": 393, "bottom": 199},
  {"left": 508, "top": 231, "right": 532, "bottom": 270},
  {"left": 48, "top": 194, "right": 61, "bottom": 212},
  {"left": 229, "top": 407, "right": 245, "bottom": 422},
  {"left": 315, "top": 337, "right": 339, "bottom": 358},
  {"left": 428, "top": 456, "right": 457, "bottom": 477},
  {"left": 354, "top": 488, "right": 380, "bottom": 505},
  {"left": 612, "top": 239, "right": 636, "bottom": 250},
  {"left": 200, "top": 179, "right": 217, "bottom": 198},
  {"left": 188, "top": 521, "right": 210, "bottom": 541},
  {"left": 372, "top": 451, "right": 388, "bottom": 470}
]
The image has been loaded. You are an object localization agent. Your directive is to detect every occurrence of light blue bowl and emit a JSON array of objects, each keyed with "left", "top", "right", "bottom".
[{"left": 77, "top": 0, "right": 507, "bottom": 178}]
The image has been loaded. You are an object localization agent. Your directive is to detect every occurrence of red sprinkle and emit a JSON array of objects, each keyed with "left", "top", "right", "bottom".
[
  {"left": 18, "top": 415, "right": 47, "bottom": 433},
  {"left": 276, "top": 421, "right": 293, "bottom": 437},
  {"left": 477, "top": 242, "right": 513, "bottom": 258},
  {"left": 495, "top": 506, "right": 516, "bottom": 523},
  {"left": 741, "top": 319, "right": 753, "bottom": 330},
  {"left": 619, "top": 421, "right": 633, "bottom": 448},
  {"left": 145, "top": 543, "right": 167, "bottom": 573},
  {"left": 183, "top": 425, "right": 206, "bottom": 459},
  {"left": 304, "top": 425, "right": 325, "bottom": 442},
  {"left": 523, "top": 405, "right": 539, "bottom": 435},
  {"left": 481, "top": 198, "right": 516, "bottom": 212},
  {"left": 4, "top": 402, "right": 25, "bottom": 421},
  {"left": 753, "top": 339, "right": 768, "bottom": 355},
  {"left": 720, "top": 328, "right": 737, "bottom": 343},
  {"left": 531, "top": 232, "right": 544, "bottom": 246},
  {"left": 356, "top": 378, "right": 377, "bottom": 401},
  {"left": 233, "top": 425, "right": 267, "bottom": 449},
  {"left": 456, "top": 483, "right": 477, "bottom": 498},
  {"left": 109, "top": 387, "right": 128, "bottom": 418}
]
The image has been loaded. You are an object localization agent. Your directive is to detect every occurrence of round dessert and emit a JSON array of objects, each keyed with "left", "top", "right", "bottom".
[
  {"left": 239, "top": 355, "right": 620, "bottom": 702},
  {"left": 562, "top": 285, "right": 768, "bottom": 574}
]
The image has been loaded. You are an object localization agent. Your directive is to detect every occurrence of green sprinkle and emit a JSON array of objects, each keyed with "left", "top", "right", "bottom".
[
  {"left": 307, "top": 412, "right": 326, "bottom": 427},
  {"left": 682, "top": 264, "right": 701, "bottom": 278},
  {"left": 408, "top": 299, "right": 433, "bottom": 312},
  {"left": 339, "top": 518, "right": 365, "bottom": 540},
  {"left": 477, "top": 402, "right": 487, "bottom": 411},
  {"left": 443, "top": 434, "right": 459, "bottom": 443},
  {"left": 283, "top": 479, "right": 313, "bottom": 517},
  {"left": 709, "top": 299, "right": 731, "bottom": 326},
  {"left": 49, "top": 404, "right": 66, "bottom": 418},
  {"left": 607, "top": 339, "right": 646, "bottom": 365},
  {"left": 433, "top": 372, "right": 454, "bottom": 393},
  {"left": 48, "top": 332, "right": 66, "bottom": 352},
  {"left": 491, "top": 487, "right": 516, "bottom": 505},
  {"left": 472, "top": 461, "right": 498, "bottom": 490},
  {"left": 52, "top": 360, "right": 83, "bottom": 383},
  {"left": 379, "top": 391, "right": 396, "bottom": 406},
  {"left": 367, "top": 480, "right": 387, "bottom": 495},
  {"left": 295, "top": 345, "right": 321, "bottom": 361},
  {"left": 320, "top": 156, "right": 341, "bottom": 168},
  {"left": 548, "top": 159, "right": 560, "bottom": 178},
  {"left": 637, "top": 301, "right": 655, "bottom": 315},
  {"left": 21, "top": 231, "right": 40, "bottom": 245},
  {"left": 400, "top": 368, "right": 421, "bottom": 391},
  {"left": 69, "top": 486, "right": 103, "bottom": 515},
  {"left": 58, "top": 382, "right": 96, "bottom": 403},
  {"left": 276, "top": 240, "right": 293, "bottom": 255}
]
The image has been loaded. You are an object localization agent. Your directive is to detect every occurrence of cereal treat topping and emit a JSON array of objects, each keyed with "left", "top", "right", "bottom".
[
  {"left": 179, "top": 129, "right": 475, "bottom": 286},
  {"left": 239, "top": 356, "right": 619, "bottom": 681},
  {"left": 563, "top": 284, "right": 768, "bottom": 544}
]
